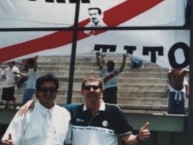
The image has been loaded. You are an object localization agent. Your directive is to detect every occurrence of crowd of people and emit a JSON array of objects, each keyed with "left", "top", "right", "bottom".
[
  {"left": 0, "top": 54, "right": 189, "bottom": 111},
  {"left": 0, "top": 1, "right": 191, "bottom": 144},
  {"left": 0, "top": 53, "right": 190, "bottom": 145}
]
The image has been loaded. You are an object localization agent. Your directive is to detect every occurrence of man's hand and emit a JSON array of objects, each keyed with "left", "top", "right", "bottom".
[
  {"left": 137, "top": 122, "right": 150, "bottom": 142},
  {"left": 18, "top": 100, "right": 35, "bottom": 116},
  {"left": 2, "top": 133, "right": 13, "bottom": 145}
]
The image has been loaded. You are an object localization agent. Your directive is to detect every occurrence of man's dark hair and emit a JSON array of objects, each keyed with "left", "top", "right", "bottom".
[
  {"left": 36, "top": 74, "right": 59, "bottom": 90},
  {"left": 27, "top": 58, "right": 35, "bottom": 66},
  {"left": 8, "top": 61, "right": 15, "bottom": 65},
  {"left": 107, "top": 61, "right": 115, "bottom": 67},
  {"left": 88, "top": 7, "right": 102, "bottom": 15}
]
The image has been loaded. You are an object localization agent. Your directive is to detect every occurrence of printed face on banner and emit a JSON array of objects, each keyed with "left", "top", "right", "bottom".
[{"left": 79, "top": 0, "right": 186, "bottom": 27}]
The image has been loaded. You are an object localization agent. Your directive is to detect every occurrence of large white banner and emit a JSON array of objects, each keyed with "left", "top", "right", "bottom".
[{"left": 0, "top": 0, "right": 189, "bottom": 69}]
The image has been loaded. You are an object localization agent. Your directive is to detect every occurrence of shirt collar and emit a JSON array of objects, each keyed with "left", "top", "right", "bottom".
[
  {"left": 37, "top": 101, "right": 54, "bottom": 116},
  {"left": 83, "top": 99, "right": 105, "bottom": 111}
]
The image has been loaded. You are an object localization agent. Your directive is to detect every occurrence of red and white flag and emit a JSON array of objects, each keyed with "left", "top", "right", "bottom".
[{"left": 0, "top": 0, "right": 189, "bottom": 69}]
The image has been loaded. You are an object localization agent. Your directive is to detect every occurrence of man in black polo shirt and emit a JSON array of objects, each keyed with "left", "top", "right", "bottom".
[{"left": 65, "top": 76, "right": 150, "bottom": 145}]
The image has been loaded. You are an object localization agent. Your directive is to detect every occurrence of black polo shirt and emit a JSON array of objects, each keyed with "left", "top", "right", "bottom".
[{"left": 65, "top": 101, "right": 133, "bottom": 145}]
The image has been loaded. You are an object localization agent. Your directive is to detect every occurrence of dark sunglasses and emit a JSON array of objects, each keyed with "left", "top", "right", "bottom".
[
  {"left": 84, "top": 85, "right": 100, "bottom": 91},
  {"left": 39, "top": 87, "right": 57, "bottom": 93}
]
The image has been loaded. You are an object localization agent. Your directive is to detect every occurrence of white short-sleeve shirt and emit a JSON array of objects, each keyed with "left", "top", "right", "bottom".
[{"left": 2, "top": 101, "right": 71, "bottom": 145}]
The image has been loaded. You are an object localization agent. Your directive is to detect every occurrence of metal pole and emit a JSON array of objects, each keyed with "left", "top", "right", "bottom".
[{"left": 66, "top": 0, "right": 80, "bottom": 104}]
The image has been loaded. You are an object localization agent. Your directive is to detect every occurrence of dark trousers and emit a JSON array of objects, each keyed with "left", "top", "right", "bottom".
[
  {"left": 168, "top": 91, "right": 185, "bottom": 114},
  {"left": 103, "top": 87, "right": 118, "bottom": 104}
]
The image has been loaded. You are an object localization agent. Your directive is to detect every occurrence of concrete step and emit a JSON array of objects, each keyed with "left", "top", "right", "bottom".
[
  {"left": 0, "top": 85, "right": 168, "bottom": 101},
  {"left": 118, "top": 91, "right": 168, "bottom": 98},
  {"left": 118, "top": 78, "right": 167, "bottom": 84},
  {"left": 37, "top": 64, "right": 168, "bottom": 73},
  {"left": 36, "top": 71, "right": 167, "bottom": 80},
  {"left": 9, "top": 75, "right": 166, "bottom": 84},
  {"left": 37, "top": 61, "right": 162, "bottom": 68},
  {"left": 37, "top": 55, "right": 162, "bottom": 67},
  {"left": 5, "top": 95, "right": 188, "bottom": 111},
  {"left": 4, "top": 88, "right": 169, "bottom": 103}
]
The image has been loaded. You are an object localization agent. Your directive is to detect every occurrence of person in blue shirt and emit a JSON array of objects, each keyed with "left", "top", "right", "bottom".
[{"left": 96, "top": 52, "right": 127, "bottom": 104}]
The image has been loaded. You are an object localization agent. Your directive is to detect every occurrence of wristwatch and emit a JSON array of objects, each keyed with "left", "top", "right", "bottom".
[{"left": 136, "top": 135, "right": 143, "bottom": 143}]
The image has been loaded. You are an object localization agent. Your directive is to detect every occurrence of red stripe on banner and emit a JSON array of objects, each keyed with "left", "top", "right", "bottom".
[
  {"left": 0, "top": 31, "right": 74, "bottom": 63},
  {"left": 0, "top": 0, "right": 163, "bottom": 63},
  {"left": 104, "top": 0, "right": 164, "bottom": 26}
]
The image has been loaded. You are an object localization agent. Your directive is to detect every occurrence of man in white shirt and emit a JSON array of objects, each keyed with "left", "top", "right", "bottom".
[
  {"left": 1, "top": 61, "right": 20, "bottom": 109},
  {"left": 1, "top": 74, "right": 71, "bottom": 145}
]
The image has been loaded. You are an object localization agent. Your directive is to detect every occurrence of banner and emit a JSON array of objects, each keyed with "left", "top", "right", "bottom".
[
  {"left": 0, "top": 0, "right": 189, "bottom": 69},
  {"left": 0, "top": 0, "right": 75, "bottom": 28},
  {"left": 0, "top": 0, "right": 187, "bottom": 28},
  {"left": 0, "top": 30, "right": 190, "bottom": 69},
  {"left": 77, "top": 30, "right": 190, "bottom": 69}
]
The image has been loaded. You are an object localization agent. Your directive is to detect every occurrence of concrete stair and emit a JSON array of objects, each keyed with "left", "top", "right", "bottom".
[{"left": 0, "top": 54, "right": 175, "bottom": 112}]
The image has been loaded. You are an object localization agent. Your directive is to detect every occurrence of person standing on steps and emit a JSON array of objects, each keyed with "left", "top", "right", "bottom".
[
  {"left": 167, "top": 68, "right": 189, "bottom": 114},
  {"left": 14, "top": 57, "right": 38, "bottom": 104},
  {"left": 96, "top": 52, "right": 127, "bottom": 104},
  {"left": 1, "top": 61, "right": 20, "bottom": 109}
]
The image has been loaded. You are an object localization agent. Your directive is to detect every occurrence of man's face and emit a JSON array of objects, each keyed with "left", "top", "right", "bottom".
[
  {"left": 107, "top": 62, "right": 115, "bottom": 72},
  {"left": 81, "top": 81, "right": 102, "bottom": 104},
  {"left": 36, "top": 81, "right": 58, "bottom": 109},
  {"left": 8, "top": 62, "right": 14, "bottom": 68},
  {"left": 88, "top": 9, "right": 101, "bottom": 25}
]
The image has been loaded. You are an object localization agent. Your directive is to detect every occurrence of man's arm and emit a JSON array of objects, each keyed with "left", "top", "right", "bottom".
[
  {"left": 0, "top": 68, "right": 5, "bottom": 80},
  {"left": 120, "top": 54, "right": 127, "bottom": 72},
  {"left": 2, "top": 111, "right": 27, "bottom": 145},
  {"left": 18, "top": 100, "right": 35, "bottom": 116},
  {"left": 33, "top": 56, "right": 38, "bottom": 72},
  {"left": 185, "top": 83, "right": 189, "bottom": 98},
  {"left": 14, "top": 72, "right": 27, "bottom": 77},
  {"left": 183, "top": 68, "right": 189, "bottom": 75},
  {"left": 122, "top": 122, "right": 150, "bottom": 145},
  {"left": 96, "top": 52, "right": 104, "bottom": 70}
]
